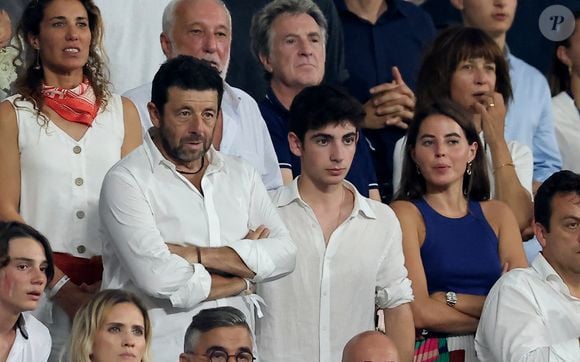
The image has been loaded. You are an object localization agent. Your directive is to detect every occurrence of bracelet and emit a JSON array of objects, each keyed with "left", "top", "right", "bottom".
[
  {"left": 240, "top": 278, "right": 254, "bottom": 296},
  {"left": 46, "top": 275, "right": 70, "bottom": 299},
  {"left": 196, "top": 247, "right": 202, "bottom": 264},
  {"left": 494, "top": 162, "right": 515, "bottom": 171}
]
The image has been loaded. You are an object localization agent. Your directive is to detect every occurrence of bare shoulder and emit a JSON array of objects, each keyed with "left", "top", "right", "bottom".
[
  {"left": 390, "top": 200, "right": 424, "bottom": 227},
  {"left": 0, "top": 100, "right": 17, "bottom": 128},
  {"left": 480, "top": 199, "right": 515, "bottom": 228}
]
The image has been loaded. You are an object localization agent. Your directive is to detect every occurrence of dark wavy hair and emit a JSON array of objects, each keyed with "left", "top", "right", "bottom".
[
  {"left": 13, "top": 0, "right": 110, "bottom": 120},
  {"left": 395, "top": 99, "right": 490, "bottom": 201},
  {"left": 416, "top": 25, "right": 512, "bottom": 111},
  {"left": 0, "top": 221, "right": 55, "bottom": 285},
  {"left": 549, "top": 11, "right": 580, "bottom": 96}
]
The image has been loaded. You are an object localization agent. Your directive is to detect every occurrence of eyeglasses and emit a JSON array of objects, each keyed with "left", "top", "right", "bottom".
[{"left": 185, "top": 349, "right": 256, "bottom": 362}]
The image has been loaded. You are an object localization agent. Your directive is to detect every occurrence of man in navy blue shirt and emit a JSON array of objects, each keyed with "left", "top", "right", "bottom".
[
  {"left": 251, "top": 0, "right": 380, "bottom": 199},
  {"left": 335, "top": 0, "right": 436, "bottom": 202}
]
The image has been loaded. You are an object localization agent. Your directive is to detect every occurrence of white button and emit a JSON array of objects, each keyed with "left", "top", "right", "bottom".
[{"left": 75, "top": 177, "right": 84, "bottom": 186}]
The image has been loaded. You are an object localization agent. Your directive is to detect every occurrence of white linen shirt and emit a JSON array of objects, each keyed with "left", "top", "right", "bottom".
[
  {"left": 475, "top": 254, "right": 580, "bottom": 362},
  {"left": 7, "top": 313, "right": 51, "bottom": 362},
  {"left": 123, "top": 81, "right": 283, "bottom": 190},
  {"left": 99, "top": 133, "right": 296, "bottom": 362},
  {"left": 257, "top": 179, "right": 413, "bottom": 362},
  {"left": 552, "top": 91, "right": 580, "bottom": 173}
]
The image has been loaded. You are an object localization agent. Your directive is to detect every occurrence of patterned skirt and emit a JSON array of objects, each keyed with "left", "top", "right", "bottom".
[{"left": 414, "top": 333, "right": 478, "bottom": 362}]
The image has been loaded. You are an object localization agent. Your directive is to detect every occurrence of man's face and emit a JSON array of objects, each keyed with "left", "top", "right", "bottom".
[
  {"left": 260, "top": 12, "right": 325, "bottom": 92},
  {"left": 536, "top": 192, "right": 580, "bottom": 279},
  {"left": 162, "top": 0, "right": 231, "bottom": 77},
  {"left": 453, "top": 0, "right": 517, "bottom": 40},
  {"left": 149, "top": 87, "right": 219, "bottom": 166},
  {"left": 289, "top": 122, "right": 357, "bottom": 188},
  {"left": 0, "top": 237, "right": 48, "bottom": 315},
  {"left": 180, "top": 326, "right": 253, "bottom": 362}
]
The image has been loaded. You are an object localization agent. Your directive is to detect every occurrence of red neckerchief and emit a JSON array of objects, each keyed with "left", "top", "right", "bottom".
[{"left": 41, "top": 79, "right": 99, "bottom": 127}]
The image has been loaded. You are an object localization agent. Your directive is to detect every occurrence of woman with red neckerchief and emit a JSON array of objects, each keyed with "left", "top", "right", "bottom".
[{"left": 0, "top": 0, "right": 142, "bottom": 359}]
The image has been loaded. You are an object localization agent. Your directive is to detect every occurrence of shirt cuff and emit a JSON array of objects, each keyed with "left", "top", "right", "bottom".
[
  {"left": 376, "top": 277, "right": 414, "bottom": 309},
  {"left": 169, "top": 263, "right": 211, "bottom": 308},
  {"left": 226, "top": 239, "right": 276, "bottom": 282}
]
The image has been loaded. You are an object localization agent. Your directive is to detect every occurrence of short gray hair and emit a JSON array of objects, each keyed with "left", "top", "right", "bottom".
[
  {"left": 183, "top": 307, "right": 251, "bottom": 352},
  {"left": 162, "top": 0, "right": 232, "bottom": 37},
  {"left": 250, "top": 0, "right": 327, "bottom": 61}
]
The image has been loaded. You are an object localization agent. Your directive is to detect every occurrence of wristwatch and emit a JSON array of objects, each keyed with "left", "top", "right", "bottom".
[{"left": 445, "top": 291, "right": 457, "bottom": 307}]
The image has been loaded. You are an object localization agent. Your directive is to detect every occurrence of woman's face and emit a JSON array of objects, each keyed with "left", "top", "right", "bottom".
[
  {"left": 91, "top": 302, "right": 147, "bottom": 362},
  {"left": 450, "top": 57, "right": 497, "bottom": 111},
  {"left": 30, "top": 0, "right": 91, "bottom": 79},
  {"left": 412, "top": 114, "right": 477, "bottom": 190}
]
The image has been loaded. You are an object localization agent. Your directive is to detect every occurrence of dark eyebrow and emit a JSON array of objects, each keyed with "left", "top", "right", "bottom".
[
  {"left": 48, "top": 16, "right": 88, "bottom": 21},
  {"left": 237, "top": 346, "right": 253, "bottom": 353},
  {"left": 12, "top": 257, "right": 36, "bottom": 263},
  {"left": 310, "top": 132, "right": 333, "bottom": 139},
  {"left": 444, "top": 132, "right": 462, "bottom": 138}
]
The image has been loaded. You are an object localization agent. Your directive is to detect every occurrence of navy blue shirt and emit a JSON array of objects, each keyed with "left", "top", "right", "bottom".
[
  {"left": 335, "top": 0, "right": 436, "bottom": 202},
  {"left": 259, "top": 88, "right": 378, "bottom": 197}
]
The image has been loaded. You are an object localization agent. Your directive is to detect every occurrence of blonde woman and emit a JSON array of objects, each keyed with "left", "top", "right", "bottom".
[{"left": 68, "top": 289, "right": 151, "bottom": 362}]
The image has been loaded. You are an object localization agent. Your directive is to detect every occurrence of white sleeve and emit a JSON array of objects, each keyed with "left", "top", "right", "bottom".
[
  {"left": 226, "top": 167, "right": 296, "bottom": 282},
  {"left": 375, "top": 209, "right": 414, "bottom": 309},
  {"left": 509, "top": 140, "right": 534, "bottom": 196},
  {"left": 392, "top": 136, "right": 406, "bottom": 197},
  {"left": 99, "top": 167, "right": 211, "bottom": 308},
  {"left": 476, "top": 275, "right": 580, "bottom": 362}
]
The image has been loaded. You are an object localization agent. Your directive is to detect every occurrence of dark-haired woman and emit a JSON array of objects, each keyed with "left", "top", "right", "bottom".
[
  {"left": 391, "top": 100, "right": 527, "bottom": 361},
  {"left": 0, "top": 0, "right": 142, "bottom": 358}
]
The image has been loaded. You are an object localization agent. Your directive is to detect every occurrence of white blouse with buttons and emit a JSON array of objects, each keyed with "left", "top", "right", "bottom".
[{"left": 7, "top": 94, "right": 125, "bottom": 258}]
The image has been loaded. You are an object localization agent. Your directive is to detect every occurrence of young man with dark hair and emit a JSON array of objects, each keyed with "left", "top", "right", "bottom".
[
  {"left": 258, "top": 84, "right": 414, "bottom": 361},
  {"left": 100, "top": 56, "right": 296, "bottom": 362},
  {"left": 476, "top": 170, "right": 580, "bottom": 361},
  {"left": 180, "top": 307, "right": 254, "bottom": 362},
  {"left": 0, "top": 221, "right": 54, "bottom": 362}
]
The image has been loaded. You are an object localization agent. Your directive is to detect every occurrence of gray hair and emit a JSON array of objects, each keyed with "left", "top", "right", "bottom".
[
  {"left": 183, "top": 307, "right": 251, "bottom": 352},
  {"left": 162, "top": 0, "right": 232, "bottom": 38},
  {"left": 250, "top": 0, "right": 327, "bottom": 61}
]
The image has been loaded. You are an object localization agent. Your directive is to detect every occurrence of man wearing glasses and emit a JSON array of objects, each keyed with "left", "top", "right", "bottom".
[{"left": 180, "top": 307, "right": 255, "bottom": 362}]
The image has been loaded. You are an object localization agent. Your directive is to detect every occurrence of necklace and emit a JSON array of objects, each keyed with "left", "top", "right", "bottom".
[{"left": 176, "top": 157, "right": 205, "bottom": 175}]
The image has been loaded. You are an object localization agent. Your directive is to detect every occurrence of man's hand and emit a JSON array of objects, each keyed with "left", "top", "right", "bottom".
[
  {"left": 166, "top": 243, "right": 198, "bottom": 263},
  {"left": 363, "top": 67, "right": 415, "bottom": 130},
  {"left": 53, "top": 281, "right": 97, "bottom": 320},
  {"left": 0, "top": 10, "right": 12, "bottom": 49},
  {"left": 245, "top": 225, "right": 270, "bottom": 240}
]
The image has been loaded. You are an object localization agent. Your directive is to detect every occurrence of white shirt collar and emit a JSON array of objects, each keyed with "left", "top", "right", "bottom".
[
  {"left": 276, "top": 177, "right": 377, "bottom": 220},
  {"left": 143, "top": 129, "right": 226, "bottom": 176},
  {"left": 532, "top": 253, "right": 579, "bottom": 299}
]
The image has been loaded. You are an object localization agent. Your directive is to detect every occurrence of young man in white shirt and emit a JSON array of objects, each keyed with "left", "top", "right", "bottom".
[
  {"left": 99, "top": 56, "right": 296, "bottom": 362},
  {"left": 258, "top": 84, "right": 414, "bottom": 362},
  {"left": 0, "top": 222, "right": 54, "bottom": 362},
  {"left": 476, "top": 170, "right": 580, "bottom": 361},
  {"left": 180, "top": 307, "right": 254, "bottom": 362}
]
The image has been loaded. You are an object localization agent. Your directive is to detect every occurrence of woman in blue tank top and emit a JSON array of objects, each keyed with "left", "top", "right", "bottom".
[{"left": 391, "top": 100, "right": 527, "bottom": 361}]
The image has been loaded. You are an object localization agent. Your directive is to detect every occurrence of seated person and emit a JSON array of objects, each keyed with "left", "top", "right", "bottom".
[
  {"left": 0, "top": 221, "right": 54, "bottom": 362},
  {"left": 342, "top": 331, "right": 400, "bottom": 362},
  {"left": 549, "top": 10, "right": 580, "bottom": 173},
  {"left": 393, "top": 26, "right": 533, "bottom": 236},
  {"left": 476, "top": 170, "right": 580, "bottom": 361},
  {"left": 180, "top": 307, "right": 254, "bottom": 362},
  {"left": 390, "top": 99, "right": 527, "bottom": 361}
]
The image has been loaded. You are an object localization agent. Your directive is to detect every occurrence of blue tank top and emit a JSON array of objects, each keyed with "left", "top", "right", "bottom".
[{"left": 413, "top": 198, "right": 502, "bottom": 296}]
